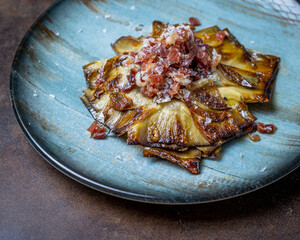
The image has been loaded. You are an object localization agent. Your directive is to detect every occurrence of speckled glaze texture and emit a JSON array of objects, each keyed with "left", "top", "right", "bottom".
[{"left": 10, "top": 0, "right": 300, "bottom": 204}]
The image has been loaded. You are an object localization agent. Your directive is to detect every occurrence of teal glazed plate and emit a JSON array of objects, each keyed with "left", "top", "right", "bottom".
[{"left": 10, "top": 0, "right": 300, "bottom": 204}]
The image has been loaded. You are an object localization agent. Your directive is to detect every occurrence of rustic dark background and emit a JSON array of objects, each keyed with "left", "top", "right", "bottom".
[{"left": 1, "top": 0, "right": 299, "bottom": 239}]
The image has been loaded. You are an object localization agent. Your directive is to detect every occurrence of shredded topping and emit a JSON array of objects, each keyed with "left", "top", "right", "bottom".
[
  {"left": 120, "top": 24, "right": 213, "bottom": 103},
  {"left": 87, "top": 121, "right": 107, "bottom": 139}
]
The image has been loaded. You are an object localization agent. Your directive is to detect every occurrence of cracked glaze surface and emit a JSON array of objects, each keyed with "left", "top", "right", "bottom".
[{"left": 10, "top": 0, "right": 300, "bottom": 203}]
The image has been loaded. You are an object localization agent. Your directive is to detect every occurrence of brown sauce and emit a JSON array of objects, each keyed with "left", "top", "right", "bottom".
[
  {"left": 189, "top": 17, "right": 201, "bottom": 26},
  {"left": 248, "top": 133, "right": 261, "bottom": 142}
]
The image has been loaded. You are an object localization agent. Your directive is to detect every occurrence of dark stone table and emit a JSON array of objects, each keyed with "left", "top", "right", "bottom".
[{"left": 0, "top": 0, "right": 299, "bottom": 239}]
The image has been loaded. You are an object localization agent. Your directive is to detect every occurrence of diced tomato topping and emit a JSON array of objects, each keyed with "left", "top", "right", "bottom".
[
  {"left": 188, "top": 17, "right": 201, "bottom": 26},
  {"left": 216, "top": 30, "right": 226, "bottom": 42},
  {"left": 92, "top": 132, "right": 107, "bottom": 139},
  {"left": 106, "top": 25, "right": 213, "bottom": 103},
  {"left": 87, "top": 121, "right": 98, "bottom": 133},
  {"left": 171, "top": 81, "right": 180, "bottom": 93},
  {"left": 150, "top": 74, "right": 163, "bottom": 85},
  {"left": 168, "top": 47, "right": 180, "bottom": 63},
  {"left": 257, "top": 122, "right": 277, "bottom": 134},
  {"left": 123, "top": 69, "right": 137, "bottom": 93},
  {"left": 87, "top": 121, "right": 107, "bottom": 139}
]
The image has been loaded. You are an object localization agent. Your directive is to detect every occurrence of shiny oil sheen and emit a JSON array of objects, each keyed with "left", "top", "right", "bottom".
[{"left": 10, "top": 0, "right": 300, "bottom": 203}]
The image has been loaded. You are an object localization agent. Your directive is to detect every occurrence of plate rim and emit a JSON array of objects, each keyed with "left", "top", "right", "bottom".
[{"left": 9, "top": 0, "right": 300, "bottom": 204}]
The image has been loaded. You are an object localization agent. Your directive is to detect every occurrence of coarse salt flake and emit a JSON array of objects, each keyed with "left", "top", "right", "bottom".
[
  {"left": 205, "top": 117, "right": 212, "bottom": 125},
  {"left": 259, "top": 166, "right": 267, "bottom": 172}
]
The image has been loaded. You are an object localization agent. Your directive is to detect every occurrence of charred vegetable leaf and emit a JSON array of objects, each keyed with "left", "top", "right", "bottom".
[
  {"left": 107, "top": 106, "right": 157, "bottom": 136},
  {"left": 197, "top": 145, "right": 221, "bottom": 158},
  {"left": 110, "top": 92, "right": 134, "bottom": 111},
  {"left": 141, "top": 146, "right": 202, "bottom": 174},
  {"left": 189, "top": 79, "right": 230, "bottom": 110},
  {"left": 83, "top": 60, "right": 105, "bottom": 89},
  {"left": 112, "top": 36, "right": 143, "bottom": 54},
  {"left": 194, "top": 26, "right": 223, "bottom": 48},
  {"left": 217, "top": 64, "right": 256, "bottom": 88},
  {"left": 152, "top": 21, "right": 169, "bottom": 38},
  {"left": 127, "top": 100, "right": 210, "bottom": 150}
]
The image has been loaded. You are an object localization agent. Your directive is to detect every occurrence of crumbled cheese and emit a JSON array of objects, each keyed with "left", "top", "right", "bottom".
[
  {"left": 136, "top": 71, "right": 152, "bottom": 87},
  {"left": 168, "top": 71, "right": 191, "bottom": 86},
  {"left": 181, "top": 89, "right": 190, "bottom": 100},
  {"left": 211, "top": 48, "right": 221, "bottom": 67},
  {"left": 205, "top": 117, "right": 212, "bottom": 125},
  {"left": 154, "top": 94, "right": 172, "bottom": 104},
  {"left": 164, "top": 26, "right": 178, "bottom": 45},
  {"left": 251, "top": 51, "right": 263, "bottom": 61},
  {"left": 135, "top": 71, "right": 145, "bottom": 87},
  {"left": 241, "top": 110, "right": 248, "bottom": 119},
  {"left": 163, "top": 25, "right": 192, "bottom": 45}
]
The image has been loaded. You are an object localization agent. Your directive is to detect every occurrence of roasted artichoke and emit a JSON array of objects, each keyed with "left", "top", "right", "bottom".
[{"left": 81, "top": 21, "right": 279, "bottom": 174}]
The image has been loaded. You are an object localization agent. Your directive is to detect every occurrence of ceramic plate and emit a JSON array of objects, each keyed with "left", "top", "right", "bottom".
[{"left": 10, "top": 0, "right": 300, "bottom": 203}]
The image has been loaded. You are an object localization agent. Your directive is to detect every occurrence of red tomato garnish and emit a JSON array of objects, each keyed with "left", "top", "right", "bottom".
[
  {"left": 92, "top": 132, "right": 107, "bottom": 139},
  {"left": 257, "top": 122, "right": 277, "bottom": 134},
  {"left": 189, "top": 17, "right": 201, "bottom": 26},
  {"left": 87, "top": 121, "right": 107, "bottom": 139},
  {"left": 216, "top": 30, "right": 226, "bottom": 42}
]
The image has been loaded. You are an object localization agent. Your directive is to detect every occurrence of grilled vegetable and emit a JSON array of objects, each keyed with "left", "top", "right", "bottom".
[{"left": 81, "top": 21, "right": 279, "bottom": 174}]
